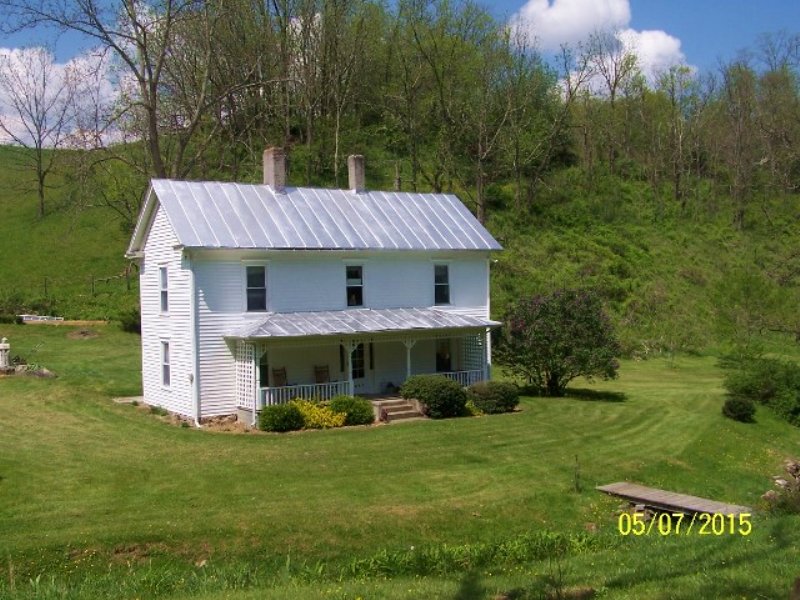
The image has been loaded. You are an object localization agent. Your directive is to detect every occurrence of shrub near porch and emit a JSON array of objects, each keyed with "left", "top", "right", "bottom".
[{"left": 401, "top": 374, "right": 467, "bottom": 418}]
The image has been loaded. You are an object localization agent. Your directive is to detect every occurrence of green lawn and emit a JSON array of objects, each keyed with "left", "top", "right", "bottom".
[{"left": 0, "top": 323, "right": 798, "bottom": 599}]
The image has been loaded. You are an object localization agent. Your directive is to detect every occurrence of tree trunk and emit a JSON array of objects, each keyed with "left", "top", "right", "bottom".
[{"left": 546, "top": 374, "right": 564, "bottom": 397}]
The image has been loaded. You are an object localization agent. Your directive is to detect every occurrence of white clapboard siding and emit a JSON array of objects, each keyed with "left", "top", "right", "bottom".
[
  {"left": 194, "top": 257, "right": 251, "bottom": 416},
  {"left": 140, "top": 205, "right": 193, "bottom": 415},
  {"left": 141, "top": 245, "right": 492, "bottom": 416}
]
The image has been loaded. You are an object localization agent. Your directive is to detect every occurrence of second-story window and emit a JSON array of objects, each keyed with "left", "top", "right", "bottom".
[
  {"left": 434, "top": 264, "right": 450, "bottom": 305},
  {"left": 346, "top": 265, "right": 363, "bottom": 307},
  {"left": 246, "top": 266, "right": 267, "bottom": 311},
  {"left": 159, "top": 266, "right": 169, "bottom": 313}
]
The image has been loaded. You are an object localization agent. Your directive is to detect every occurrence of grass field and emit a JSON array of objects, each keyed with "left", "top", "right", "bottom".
[{"left": 0, "top": 322, "right": 799, "bottom": 599}]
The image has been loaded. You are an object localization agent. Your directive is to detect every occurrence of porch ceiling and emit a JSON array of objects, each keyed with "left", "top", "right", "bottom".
[{"left": 228, "top": 307, "right": 499, "bottom": 339}]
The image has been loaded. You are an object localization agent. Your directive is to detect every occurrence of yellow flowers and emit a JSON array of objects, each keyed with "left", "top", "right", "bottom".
[{"left": 289, "top": 399, "right": 347, "bottom": 429}]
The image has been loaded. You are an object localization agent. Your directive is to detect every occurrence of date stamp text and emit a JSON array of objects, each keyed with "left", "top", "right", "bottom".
[{"left": 617, "top": 512, "right": 752, "bottom": 536}]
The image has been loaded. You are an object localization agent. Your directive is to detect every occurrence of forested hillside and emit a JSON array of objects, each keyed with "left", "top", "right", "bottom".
[{"left": 0, "top": 0, "right": 799, "bottom": 355}]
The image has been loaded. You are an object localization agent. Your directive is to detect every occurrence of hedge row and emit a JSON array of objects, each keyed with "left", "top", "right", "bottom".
[{"left": 258, "top": 395, "right": 374, "bottom": 432}]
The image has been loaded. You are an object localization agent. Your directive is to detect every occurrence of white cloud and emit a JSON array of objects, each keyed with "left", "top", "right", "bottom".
[
  {"left": 511, "top": 0, "right": 689, "bottom": 82},
  {"left": 0, "top": 46, "right": 118, "bottom": 147},
  {"left": 511, "top": 0, "right": 630, "bottom": 50},
  {"left": 618, "top": 28, "right": 686, "bottom": 78}
]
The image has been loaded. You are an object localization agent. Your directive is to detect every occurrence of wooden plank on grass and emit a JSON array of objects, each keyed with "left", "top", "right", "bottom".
[{"left": 597, "top": 481, "right": 751, "bottom": 515}]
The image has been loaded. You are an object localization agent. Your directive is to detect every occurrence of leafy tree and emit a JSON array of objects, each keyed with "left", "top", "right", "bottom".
[
  {"left": 495, "top": 289, "right": 621, "bottom": 396},
  {"left": 0, "top": 46, "right": 77, "bottom": 217}
]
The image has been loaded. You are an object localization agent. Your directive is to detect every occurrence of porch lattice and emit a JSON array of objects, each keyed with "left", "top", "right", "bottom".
[
  {"left": 462, "top": 333, "right": 485, "bottom": 372},
  {"left": 235, "top": 340, "right": 256, "bottom": 410}
]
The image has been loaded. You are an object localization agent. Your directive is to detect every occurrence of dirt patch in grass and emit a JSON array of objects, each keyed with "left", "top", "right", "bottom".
[
  {"left": 26, "top": 320, "right": 108, "bottom": 327},
  {"left": 67, "top": 328, "right": 99, "bottom": 340},
  {"left": 109, "top": 542, "right": 170, "bottom": 565},
  {"left": 201, "top": 414, "right": 250, "bottom": 433}
]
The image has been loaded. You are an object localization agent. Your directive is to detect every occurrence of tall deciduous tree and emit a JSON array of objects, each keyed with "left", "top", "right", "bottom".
[{"left": 0, "top": 46, "right": 77, "bottom": 217}]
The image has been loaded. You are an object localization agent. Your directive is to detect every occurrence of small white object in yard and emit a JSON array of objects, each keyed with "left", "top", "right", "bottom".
[{"left": 0, "top": 337, "right": 9, "bottom": 369}]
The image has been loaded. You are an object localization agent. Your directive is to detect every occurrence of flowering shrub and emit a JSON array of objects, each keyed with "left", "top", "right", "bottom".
[{"left": 290, "top": 399, "right": 346, "bottom": 429}]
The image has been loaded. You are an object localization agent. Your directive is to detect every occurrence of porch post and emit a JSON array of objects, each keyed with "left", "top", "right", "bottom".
[
  {"left": 255, "top": 344, "right": 264, "bottom": 415},
  {"left": 403, "top": 339, "right": 417, "bottom": 379},
  {"left": 483, "top": 328, "right": 491, "bottom": 382}
]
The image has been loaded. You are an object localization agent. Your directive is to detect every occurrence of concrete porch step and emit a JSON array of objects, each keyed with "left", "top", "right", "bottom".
[
  {"left": 370, "top": 397, "right": 425, "bottom": 422},
  {"left": 372, "top": 398, "right": 410, "bottom": 409},
  {"left": 385, "top": 409, "right": 424, "bottom": 421}
]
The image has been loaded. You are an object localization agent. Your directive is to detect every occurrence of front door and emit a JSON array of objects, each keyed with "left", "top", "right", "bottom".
[
  {"left": 351, "top": 343, "right": 373, "bottom": 394},
  {"left": 436, "top": 339, "right": 452, "bottom": 372}
]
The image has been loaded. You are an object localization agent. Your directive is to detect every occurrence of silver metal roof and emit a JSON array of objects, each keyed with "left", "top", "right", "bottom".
[
  {"left": 146, "top": 179, "right": 502, "bottom": 252},
  {"left": 230, "top": 307, "right": 499, "bottom": 339}
]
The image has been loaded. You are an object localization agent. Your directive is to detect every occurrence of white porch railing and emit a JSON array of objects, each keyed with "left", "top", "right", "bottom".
[
  {"left": 438, "top": 369, "right": 485, "bottom": 387},
  {"left": 259, "top": 380, "right": 351, "bottom": 407}
]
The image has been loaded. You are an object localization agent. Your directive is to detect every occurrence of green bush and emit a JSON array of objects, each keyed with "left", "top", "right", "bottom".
[
  {"left": 330, "top": 395, "right": 375, "bottom": 425},
  {"left": 722, "top": 397, "right": 755, "bottom": 422},
  {"left": 401, "top": 374, "right": 466, "bottom": 419},
  {"left": 289, "top": 399, "right": 346, "bottom": 429},
  {"left": 118, "top": 307, "right": 141, "bottom": 334},
  {"left": 0, "top": 314, "right": 22, "bottom": 324},
  {"left": 466, "top": 381, "right": 520, "bottom": 414},
  {"left": 724, "top": 358, "right": 800, "bottom": 426},
  {"left": 724, "top": 359, "right": 792, "bottom": 403},
  {"left": 258, "top": 403, "right": 304, "bottom": 432}
]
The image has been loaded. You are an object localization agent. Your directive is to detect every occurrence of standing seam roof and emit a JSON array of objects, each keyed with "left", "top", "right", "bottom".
[{"left": 149, "top": 179, "right": 502, "bottom": 251}]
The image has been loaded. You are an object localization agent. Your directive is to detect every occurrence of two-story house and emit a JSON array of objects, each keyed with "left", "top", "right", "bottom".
[{"left": 126, "top": 149, "right": 502, "bottom": 424}]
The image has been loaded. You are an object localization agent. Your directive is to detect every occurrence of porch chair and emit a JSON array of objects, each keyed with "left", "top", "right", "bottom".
[
  {"left": 314, "top": 365, "right": 330, "bottom": 384},
  {"left": 272, "top": 367, "right": 288, "bottom": 388}
]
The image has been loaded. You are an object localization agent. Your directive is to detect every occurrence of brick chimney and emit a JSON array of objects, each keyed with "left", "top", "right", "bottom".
[
  {"left": 263, "top": 147, "right": 286, "bottom": 193},
  {"left": 347, "top": 154, "right": 365, "bottom": 193}
]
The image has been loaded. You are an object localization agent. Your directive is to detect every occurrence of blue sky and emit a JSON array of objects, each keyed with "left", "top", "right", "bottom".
[{"left": 498, "top": 0, "right": 800, "bottom": 73}]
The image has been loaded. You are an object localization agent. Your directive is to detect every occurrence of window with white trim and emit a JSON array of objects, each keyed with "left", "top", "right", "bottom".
[
  {"left": 161, "top": 341, "right": 171, "bottom": 387},
  {"left": 346, "top": 265, "right": 363, "bottom": 307},
  {"left": 246, "top": 265, "right": 267, "bottom": 311},
  {"left": 159, "top": 266, "right": 169, "bottom": 313},
  {"left": 434, "top": 264, "right": 450, "bottom": 305}
]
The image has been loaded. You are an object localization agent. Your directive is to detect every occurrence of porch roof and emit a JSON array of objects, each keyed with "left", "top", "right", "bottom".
[{"left": 229, "top": 307, "right": 499, "bottom": 339}]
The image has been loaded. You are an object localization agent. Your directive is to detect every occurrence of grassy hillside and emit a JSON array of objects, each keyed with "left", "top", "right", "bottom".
[
  {"left": 1, "top": 146, "right": 799, "bottom": 358},
  {"left": 0, "top": 322, "right": 798, "bottom": 599},
  {"left": 0, "top": 146, "right": 138, "bottom": 320},
  {"left": 487, "top": 168, "right": 800, "bottom": 355}
]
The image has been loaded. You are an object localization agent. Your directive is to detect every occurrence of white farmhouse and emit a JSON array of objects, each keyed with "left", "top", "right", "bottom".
[{"left": 126, "top": 149, "right": 502, "bottom": 424}]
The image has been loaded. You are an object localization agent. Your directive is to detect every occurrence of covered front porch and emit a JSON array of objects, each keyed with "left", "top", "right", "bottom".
[{"left": 228, "top": 307, "right": 498, "bottom": 423}]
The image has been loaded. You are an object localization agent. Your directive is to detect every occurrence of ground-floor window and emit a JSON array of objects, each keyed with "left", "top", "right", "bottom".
[{"left": 161, "top": 341, "right": 171, "bottom": 387}]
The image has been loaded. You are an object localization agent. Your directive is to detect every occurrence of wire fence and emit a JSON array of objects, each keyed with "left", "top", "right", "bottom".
[{"left": 2, "top": 264, "right": 138, "bottom": 301}]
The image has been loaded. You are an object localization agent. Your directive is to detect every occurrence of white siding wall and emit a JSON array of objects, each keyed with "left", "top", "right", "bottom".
[
  {"left": 187, "top": 249, "right": 492, "bottom": 413},
  {"left": 266, "top": 252, "right": 489, "bottom": 315},
  {"left": 194, "top": 257, "right": 252, "bottom": 416},
  {"left": 139, "top": 206, "right": 193, "bottom": 415}
]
